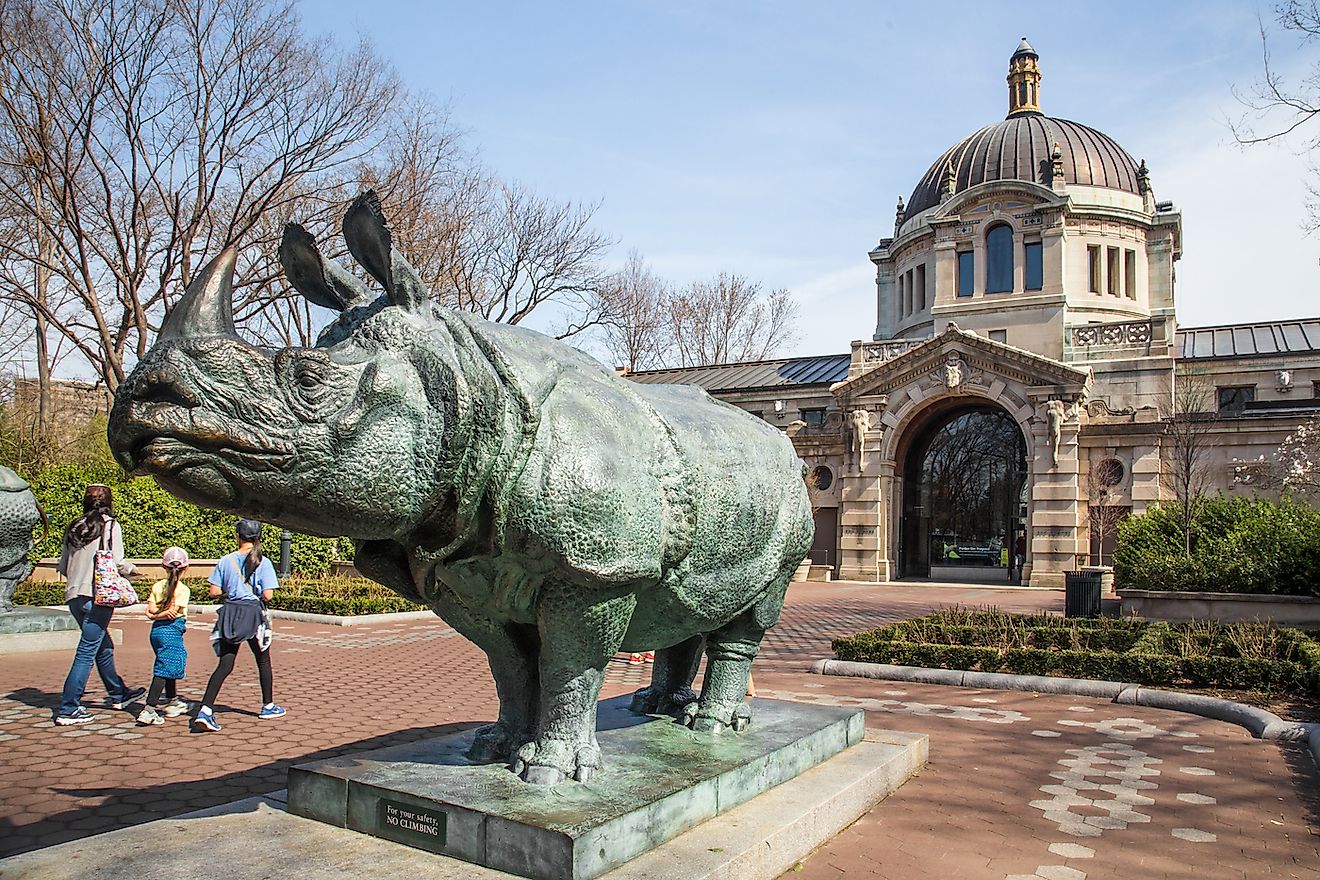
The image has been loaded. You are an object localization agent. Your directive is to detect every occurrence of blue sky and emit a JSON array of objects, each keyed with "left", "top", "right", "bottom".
[{"left": 299, "top": 0, "right": 1319, "bottom": 357}]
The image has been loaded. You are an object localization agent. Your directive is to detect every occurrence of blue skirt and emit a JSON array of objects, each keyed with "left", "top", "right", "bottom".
[{"left": 149, "top": 617, "right": 187, "bottom": 680}]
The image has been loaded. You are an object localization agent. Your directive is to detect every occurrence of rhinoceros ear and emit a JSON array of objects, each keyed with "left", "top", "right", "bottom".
[
  {"left": 343, "top": 190, "right": 428, "bottom": 312},
  {"left": 279, "top": 224, "right": 371, "bottom": 312},
  {"left": 343, "top": 190, "right": 395, "bottom": 297}
]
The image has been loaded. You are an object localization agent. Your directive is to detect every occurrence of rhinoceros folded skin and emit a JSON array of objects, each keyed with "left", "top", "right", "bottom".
[{"left": 108, "top": 191, "right": 814, "bottom": 785}]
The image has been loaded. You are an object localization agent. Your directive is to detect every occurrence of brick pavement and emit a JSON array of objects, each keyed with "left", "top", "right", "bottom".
[{"left": 1, "top": 581, "right": 1316, "bottom": 879}]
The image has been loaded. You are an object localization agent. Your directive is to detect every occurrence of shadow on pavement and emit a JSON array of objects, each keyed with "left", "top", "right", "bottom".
[
  {"left": 1279, "top": 740, "right": 1320, "bottom": 833},
  {"left": 0, "top": 720, "right": 481, "bottom": 859}
]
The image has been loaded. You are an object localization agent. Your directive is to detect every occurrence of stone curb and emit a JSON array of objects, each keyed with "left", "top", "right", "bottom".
[
  {"left": 38, "top": 604, "right": 436, "bottom": 627},
  {"left": 810, "top": 658, "right": 1320, "bottom": 768}
]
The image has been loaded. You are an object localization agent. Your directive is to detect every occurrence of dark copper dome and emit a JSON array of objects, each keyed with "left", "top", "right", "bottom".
[{"left": 905, "top": 114, "right": 1142, "bottom": 219}]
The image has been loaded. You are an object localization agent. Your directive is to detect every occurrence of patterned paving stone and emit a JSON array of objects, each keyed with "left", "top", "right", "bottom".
[
  {"left": 1176, "top": 793, "right": 1217, "bottom": 805},
  {"left": 3, "top": 580, "right": 1318, "bottom": 880},
  {"left": 1171, "top": 828, "right": 1218, "bottom": 843}
]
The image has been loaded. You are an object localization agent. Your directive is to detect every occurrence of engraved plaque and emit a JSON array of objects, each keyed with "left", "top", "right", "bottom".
[{"left": 376, "top": 797, "right": 448, "bottom": 853}]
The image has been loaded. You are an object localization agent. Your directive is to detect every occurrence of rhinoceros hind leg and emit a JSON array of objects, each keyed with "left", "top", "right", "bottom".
[
  {"left": 682, "top": 607, "right": 764, "bottom": 734},
  {"left": 469, "top": 721, "right": 526, "bottom": 763},
  {"left": 629, "top": 634, "right": 704, "bottom": 716}
]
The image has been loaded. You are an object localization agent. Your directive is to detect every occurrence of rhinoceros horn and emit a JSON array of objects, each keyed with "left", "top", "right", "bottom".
[{"left": 159, "top": 247, "right": 238, "bottom": 342}]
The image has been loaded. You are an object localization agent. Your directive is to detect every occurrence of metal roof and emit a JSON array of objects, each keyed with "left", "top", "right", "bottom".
[
  {"left": 907, "top": 116, "right": 1141, "bottom": 217},
  {"left": 625, "top": 353, "right": 851, "bottom": 393},
  {"left": 1176, "top": 319, "right": 1320, "bottom": 359}
]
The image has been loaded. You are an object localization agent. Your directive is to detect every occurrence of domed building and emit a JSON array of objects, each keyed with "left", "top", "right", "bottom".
[{"left": 629, "top": 40, "right": 1320, "bottom": 588}]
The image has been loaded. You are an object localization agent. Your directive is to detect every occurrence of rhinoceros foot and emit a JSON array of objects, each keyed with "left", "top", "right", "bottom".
[
  {"left": 512, "top": 737, "right": 602, "bottom": 785},
  {"left": 681, "top": 699, "right": 751, "bottom": 735},
  {"left": 467, "top": 721, "right": 526, "bottom": 763},
  {"left": 628, "top": 685, "right": 698, "bottom": 717}
]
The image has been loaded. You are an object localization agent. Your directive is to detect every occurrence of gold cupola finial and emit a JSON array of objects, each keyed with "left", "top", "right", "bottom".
[{"left": 1007, "top": 37, "right": 1041, "bottom": 117}]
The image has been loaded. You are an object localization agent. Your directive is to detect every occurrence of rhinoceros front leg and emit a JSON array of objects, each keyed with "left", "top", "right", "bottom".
[
  {"left": 682, "top": 606, "right": 765, "bottom": 735},
  {"left": 432, "top": 587, "right": 537, "bottom": 763},
  {"left": 629, "top": 634, "right": 704, "bottom": 717},
  {"left": 512, "top": 587, "right": 636, "bottom": 785}
]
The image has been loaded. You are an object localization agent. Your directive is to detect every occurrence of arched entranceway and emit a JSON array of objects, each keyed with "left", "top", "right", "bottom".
[{"left": 899, "top": 403, "right": 1027, "bottom": 582}]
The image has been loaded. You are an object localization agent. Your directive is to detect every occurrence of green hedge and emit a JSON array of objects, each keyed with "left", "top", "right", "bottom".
[
  {"left": 12, "top": 576, "right": 425, "bottom": 616},
  {"left": 1114, "top": 497, "right": 1320, "bottom": 596},
  {"left": 832, "top": 612, "right": 1320, "bottom": 695},
  {"left": 20, "top": 462, "right": 354, "bottom": 576}
]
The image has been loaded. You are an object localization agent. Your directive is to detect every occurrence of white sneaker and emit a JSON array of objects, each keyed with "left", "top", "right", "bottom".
[
  {"left": 136, "top": 707, "right": 164, "bottom": 726},
  {"left": 161, "top": 698, "right": 191, "bottom": 718}
]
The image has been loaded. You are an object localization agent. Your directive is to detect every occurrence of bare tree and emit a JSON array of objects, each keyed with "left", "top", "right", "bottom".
[
  {"left": 0, "top": 0, "right": 402, "bottom": 389},
  {"left": 666, "top": 272, "right": 798, "bottom": 368},
  {"left": 1162, "top": 370, "right": 1217, "bottom": 559},
  {"left": 1232, "top": 1, "right": 1320, "bottom": 229},
  {"left": 430, "top": 178, "right": 612, "bottom": 332},
  {"left": 594, "top": 250, "right": 669, "bottom": 371}
]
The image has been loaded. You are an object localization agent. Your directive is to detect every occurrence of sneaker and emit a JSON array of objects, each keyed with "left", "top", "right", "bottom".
[
  {"left": 136, "top": 707, "right": 164, "bottom": 726},
  {"left": 193, "top": 709, "right": 221, "bottom": 732},
  {"left": 54, "top": 707, "right": 96, "bottom": 726},
  {"left": 258, "top": 703, "right": 287, "bottom": 720},
  {"left": 160, "top": 697, "right": 191, "bottom": 718},
  {"left": 106, "top": 686, "right": 146, "bottom": 710}
]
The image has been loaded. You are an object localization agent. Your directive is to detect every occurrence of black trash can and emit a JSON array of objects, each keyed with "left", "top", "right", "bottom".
[{"left": 1063, "top": 570, "right": 1103, "bottom": 618}]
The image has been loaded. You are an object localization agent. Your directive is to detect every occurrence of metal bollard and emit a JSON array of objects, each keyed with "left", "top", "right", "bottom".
[{"left": 279, "top": 529, "right": 292, "bottom": 578}]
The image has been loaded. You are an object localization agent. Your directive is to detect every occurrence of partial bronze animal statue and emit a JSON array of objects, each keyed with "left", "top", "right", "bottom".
[
  {"left": 0, "top": 466, "right": 46, "bottom": 612},
  {"left": 108, "top": 192, "right": 813, "bottom": 784}
]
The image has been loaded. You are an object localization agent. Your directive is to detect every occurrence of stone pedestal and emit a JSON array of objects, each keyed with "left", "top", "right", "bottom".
[
  {"left": 0, "top": 606, "right": 110, "bottom": 655},
  {"left": 289, "top": 695, "right": 864, "bottom": 880}
]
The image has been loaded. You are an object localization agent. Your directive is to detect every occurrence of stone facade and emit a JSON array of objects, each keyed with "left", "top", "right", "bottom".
[{"left": 626, "top": 40, "right": 1320, "bottom": 587}]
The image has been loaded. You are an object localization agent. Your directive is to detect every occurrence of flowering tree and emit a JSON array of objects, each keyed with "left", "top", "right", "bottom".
[{"left": 1233, "top": 415, "right": 1320, "bottom": 495}]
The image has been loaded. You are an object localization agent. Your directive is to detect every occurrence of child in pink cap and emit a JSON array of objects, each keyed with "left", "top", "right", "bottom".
[{"left": 137, "top": 547, "right": 192, "bottom": 725}]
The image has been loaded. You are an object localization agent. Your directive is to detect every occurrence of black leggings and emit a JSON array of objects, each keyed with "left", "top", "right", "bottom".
[
  {"left": 146, "top": 676, "right": 177, "bottom": 706},
  {"left": 201, "top": 637, "right": 273, "bottom": 709}
]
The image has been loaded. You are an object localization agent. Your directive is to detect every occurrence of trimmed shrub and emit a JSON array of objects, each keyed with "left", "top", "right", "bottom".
[
  {"left": 832, "top": 611, "right": 1320, "bottom": 695},
  {"left": 12, "top": 576, "right": 425, "bottom": 615},
  {"left": 1114, "top": 497, "right": 1320, "bottom": 596},
  {"left": 22, "top": 462, "right": 354, "bottom": 576}
]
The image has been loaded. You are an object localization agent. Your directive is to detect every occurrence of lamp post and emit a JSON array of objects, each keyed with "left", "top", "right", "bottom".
[{"left": 278, "top": 530, "right": 292, "bottom": 578}]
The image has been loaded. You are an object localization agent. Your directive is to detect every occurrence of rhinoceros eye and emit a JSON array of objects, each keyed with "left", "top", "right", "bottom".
[{"left": 276, "top": 350, "right": 346, "bottom": 420}]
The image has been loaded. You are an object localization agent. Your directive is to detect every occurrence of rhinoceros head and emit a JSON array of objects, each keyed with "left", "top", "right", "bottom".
[{"left": 109, "top": 192, "right": 458, "bottom": 540}]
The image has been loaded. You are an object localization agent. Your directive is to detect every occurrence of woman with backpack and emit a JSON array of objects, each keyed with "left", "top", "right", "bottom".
[
  {"left": 193, "top": 519, "right": 285, "bottom": 732},
  {"left": 55, "top": 485, "right": 143, "bottom": 726}
]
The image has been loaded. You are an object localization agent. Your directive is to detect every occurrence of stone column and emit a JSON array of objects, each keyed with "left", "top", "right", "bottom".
[
  {"left": 836, "top": 469, "right": 883, "bottom": 582},
  {"left": 836, "top": 422, "right": 885, "bottom": 582},
  {"left": 873, "top": 264, "right": 895, "bottom": 340},
  {"left": 1027, "top": 401, "right": 1084, "bottom": 588},
  {"left": 1128, "top": 442, "right": 1163, "bottom": 514}
]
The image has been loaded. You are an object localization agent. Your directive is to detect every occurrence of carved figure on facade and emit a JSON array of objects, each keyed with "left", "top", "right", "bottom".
[
  {"left": 943, "top": 354, "right": 964, "bottom": 390},
  {"left": 107, "top": 192, "right": 814, "bottom": 786},
  {"left": 1041, "top": 398, "right": 1075, "bottom": 468},
  {"left": 1276, "top": 369, "right": 1294, "bottom": 392},
  {"left": 1085, "top": 398, "right": 1135, "bottom": 419},
  {"left": 849, "top": 408, "right": 871, "bottom": 468},
  {"left": 922, "top": 351, "right": 982, "bottom": 393}
]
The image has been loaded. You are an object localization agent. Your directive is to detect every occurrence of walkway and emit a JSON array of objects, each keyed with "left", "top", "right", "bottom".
[{"left": 1, "top": 582, "right": 1315, "bottom": 879}]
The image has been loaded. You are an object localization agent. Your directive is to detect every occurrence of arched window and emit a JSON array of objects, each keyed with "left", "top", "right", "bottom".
[{"left": 986, "top": 223, "right": 1013, "bottom": 293}]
